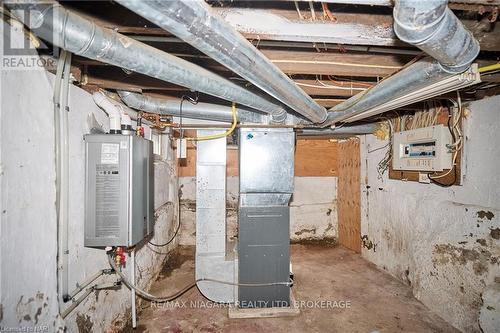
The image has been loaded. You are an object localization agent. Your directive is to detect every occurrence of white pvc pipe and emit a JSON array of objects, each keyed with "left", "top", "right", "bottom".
[
  {"left": 92, "top": 92, "right": 122, "bottom": 133},
  {"left": 131, "top": 250, "right": 137, "bottom": 328}
]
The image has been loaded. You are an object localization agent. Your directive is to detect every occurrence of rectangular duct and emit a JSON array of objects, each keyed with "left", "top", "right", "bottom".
[
  {"left": 238, "top": 128, "right": 295, "bottom": 308},
  {"left": 195, "top": 130, "right": 236, "bottom": 303}
]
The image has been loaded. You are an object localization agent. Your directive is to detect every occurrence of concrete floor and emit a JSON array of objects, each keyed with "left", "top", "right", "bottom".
[{"left": 125, "top": 245, "right": 458, "bottom": 333}]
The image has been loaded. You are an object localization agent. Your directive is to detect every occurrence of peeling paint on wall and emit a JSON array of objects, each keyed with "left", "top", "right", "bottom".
[
  {"left": 477, "top": 210, "right": 494, "bottom": 221},
  {"left": 432, "top": 243, "right": 498, "bottom": 276},
  {"left": 75, "top": 313, "right": 93, "bottom": 333},
  {"left": 178, "top": 176, "right": 338, "bottom": 246},
  {"left": 0, "top": 41, "right": 179, "bottom": 332},
  {"left": 15, "top": 293, "right": 49, "bottom": 326},
  {"left": 490, "top": 228, "right": 500, "bottom": 240},
  {"left": 361, "top": 235, "right": 377, "bottom": 252},
  {"left": 360, "top": 95, "right": 500, "bottom": 333}
]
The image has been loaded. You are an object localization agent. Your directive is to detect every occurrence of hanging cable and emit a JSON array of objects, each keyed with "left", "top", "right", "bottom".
[
  {"left": 429, "top": 93, "right": 463, "bottom": 185},
  {"left": 107, "top": 252, "right": 292, "bottom": 303},
  {"left": 183, "top": 102, "right": 238, "bottom": 141},
  {"left": 148, "top": 193, "right": 181, "bottom": 247},
  {"left": 375, "top": 119, "right": 393, "bottom": 178},
  {"left": 177, "top": 93, "right": 199, "bottom": 158},
  {"left": 479, "top": 63, "right": 500, "bottom": 73}
]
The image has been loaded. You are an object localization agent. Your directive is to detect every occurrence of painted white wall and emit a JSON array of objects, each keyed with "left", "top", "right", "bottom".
[
  {"left": 0, "top": 28, "right": 178, "bottom": 331},
  {"left": 178, "top": 176, "right": 338, "bottom": 245},
  {"left": 360, "top": 95, "right": 500, "bottom": 333}
]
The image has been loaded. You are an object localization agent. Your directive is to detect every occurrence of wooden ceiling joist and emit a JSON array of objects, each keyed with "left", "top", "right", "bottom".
[
  {"left": 76, "top": 49, "right": 410, "bottom": 78},
  {"left": 214, "top": 8, "right": 500, "bottom": 52}
]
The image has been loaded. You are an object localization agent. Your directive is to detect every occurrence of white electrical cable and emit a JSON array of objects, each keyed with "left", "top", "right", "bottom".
[
  {"left": 295, "top": 81, "right": 366, "bottom": 92},
  {"left": 429, "top": 93, "right": 463, "bottom": 181},
  {"left": 130, "top": 250, "right": 137, "bottom": 328}
]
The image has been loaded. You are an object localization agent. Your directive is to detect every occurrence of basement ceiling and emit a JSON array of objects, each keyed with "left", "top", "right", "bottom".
[{"left": 57, "top": 0, "right": 500, "bottom": 109}]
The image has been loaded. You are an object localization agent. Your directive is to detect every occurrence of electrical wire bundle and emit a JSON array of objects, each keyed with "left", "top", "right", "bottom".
[
  {"left": 373, "top": 98, "right": 460, "bottom": 184},
  {"left": 374, "top": 119, "right": 393, "bottom": 178},
  {"left": 428, "top": 93, "right": 464, "bottom": 187}
]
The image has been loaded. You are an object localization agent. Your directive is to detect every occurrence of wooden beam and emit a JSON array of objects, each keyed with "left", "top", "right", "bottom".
[
  {"left": 81, "top": 65, "right": 190, "bottom": 92},
  {"left": 315, "top": 98, "right": 346, "bottom": 108},
  {"left": 64, "top": 3, "right": 500, "bottom": 51},
  {"left": 294, "top": 79, "right": 372, "bottom": 96},
  {"left": 216, "top": 8, "right": 399, "bottom": 48},
  {"left": 261, "top": 49, "right": 408, "bottom": 77},
  {"left": 214, "top": 8, "right": 500, "bottom": 52},
  {"left": 76, "top": 48, "right": 409, "bottom": 78},
  {"left": 291, "top": 0, "right": 500, "bottom": 8}
]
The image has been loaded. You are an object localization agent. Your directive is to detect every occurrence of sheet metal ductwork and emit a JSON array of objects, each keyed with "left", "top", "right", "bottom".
[
  {"left": 393, "top": 0, "right": 479, "bottom": 73},
  {"left": 195, "top": 131, "right": 236, "bottom": 303},
  {"left": 6, "top": 1, "right": 289, "bottom": 123},
  {"left": 118, "top": 91, "right": 264, "bottom": 123},
  {"left": 324, "top": 0, "right": 480, "bottom": 126},
  {"left": 194, "top": 128, "right": 295, "bottom": 305},
  {"left": 116, "top": 0, "right": 327, "bottom": 123},
  {"left": 324, "top": 58, "right": 454, "bottom": 124},
  {"left": 238, "top": 128, "right": 295, "bottom": 307},
  {"left": 298, "top": 123, "right": 380, "bottom": 137}
]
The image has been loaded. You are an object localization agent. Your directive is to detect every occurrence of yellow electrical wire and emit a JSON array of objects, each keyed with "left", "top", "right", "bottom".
[
  {"left": 185, "top": 102, "right": 237, "bottom": 141},
  {"left": 479, "top": 63, "right": 500, "bottom": 73}
]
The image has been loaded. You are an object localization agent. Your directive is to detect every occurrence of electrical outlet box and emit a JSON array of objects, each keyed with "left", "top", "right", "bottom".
[
  {"left": 84, "top": 134, "right": 154, "bottom": 247},
  {"left": 392, "top": 125, "right": 452, "bottom": 172}
]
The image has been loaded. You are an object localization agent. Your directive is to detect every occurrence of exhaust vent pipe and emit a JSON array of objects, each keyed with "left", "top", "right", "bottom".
[
  {"left": 394, "top": 0, "right": 479, "bottom": 74},
  {"left": 324, "top": 0, "right": 479, "bottom": 126},
  {"left": 6, "top": 1, "right": 288, "bottom": 123},
  {"left": 116, "top": 0, "right": 327, "bottom": 123},
  {"left": 118, "top": 91, "right": 264, "bottom": 123},
  {"left": 93, "top": 92, "right": 122, "bottom": 134},
  {"left": 299, "top": 123, "right": 380, "bottom": 137}
]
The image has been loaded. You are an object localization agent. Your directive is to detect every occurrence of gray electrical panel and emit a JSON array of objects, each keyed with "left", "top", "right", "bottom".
[{"left": 84, "top": 134, "right": 154, "bottom": 247}]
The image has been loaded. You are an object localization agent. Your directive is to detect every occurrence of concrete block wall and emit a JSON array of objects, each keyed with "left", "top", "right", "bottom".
[
  {"left": 178, "top": 176, "right": 338, "bottom": 246},
  {"left": 360, "top": 95, "right": 500, "bottom": 332},
  {"left": 0, "top": 28, "right": 178, "bottom": 332}
]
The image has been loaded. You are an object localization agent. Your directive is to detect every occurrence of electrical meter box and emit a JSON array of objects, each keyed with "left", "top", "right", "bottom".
[
  {"left": 392, "top": 125, "right": 452, "bottom": 172},
  {"left": 84, "top": 134, "right": 154, "bottom": 247}
]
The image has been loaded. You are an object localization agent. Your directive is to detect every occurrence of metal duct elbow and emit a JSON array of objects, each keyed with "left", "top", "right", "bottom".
[
  {"left": 118, "top": 91, "right": 264, "bottom": 123},
  {"left": 118, "top": 91, "right": 158, "bottom": 113},
  {"left": 393, "top": 0, "right": 479, "bottom": 73},
  {"left": 323, "top": 1, "right": 481, "bottom": 126}
]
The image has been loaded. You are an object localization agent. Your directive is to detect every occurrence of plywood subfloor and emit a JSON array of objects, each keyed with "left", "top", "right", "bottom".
[{"left": 122, "top": 245, "right": 457, "bottom": 333}]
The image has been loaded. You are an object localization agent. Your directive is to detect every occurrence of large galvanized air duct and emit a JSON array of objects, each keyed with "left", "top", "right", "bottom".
[
  {"left": 324, "top": 0, "right": 479, "bottom": 125},
  {"left": 195, "top": 131, "right": 236, "bottom": 303},
  {"left": 298, "top": 123, "right": 380, "bottom": 137},
  {"left": 393, "top": 0, "right": 479, "bottom": 73},
  {"left": 6, "top": 1, "right": 288, "bottom": 123},
  {"left": 117, "top": 91, "right": 263, "bottom": 123},
  {"left": 116, "top": 0, "right": 328, "bottom": 123}
]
